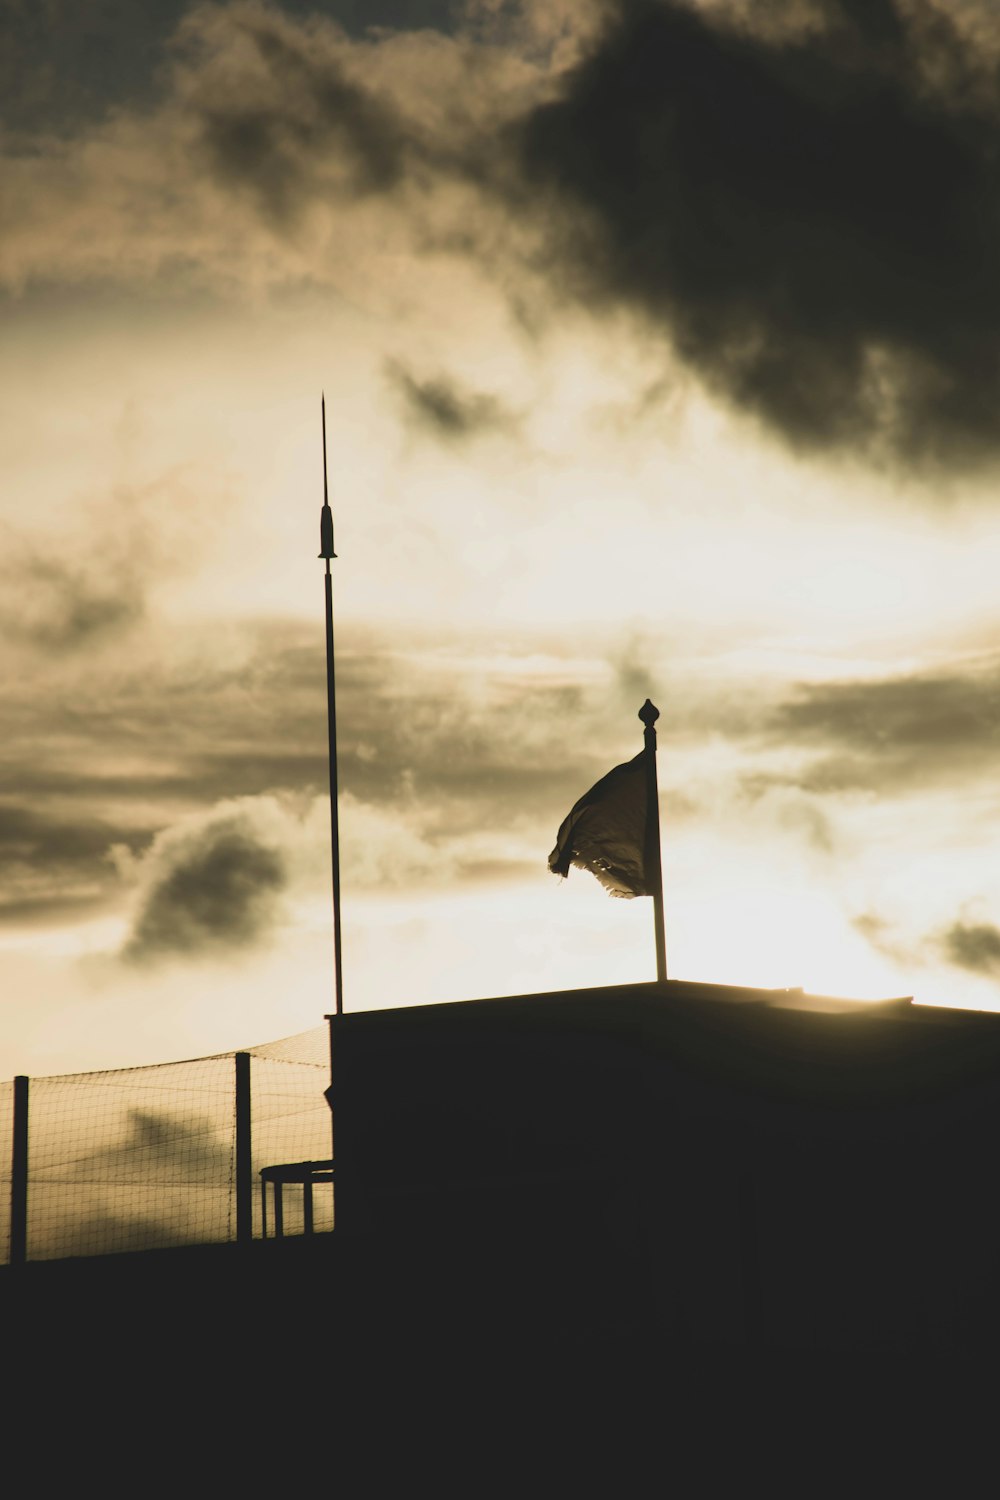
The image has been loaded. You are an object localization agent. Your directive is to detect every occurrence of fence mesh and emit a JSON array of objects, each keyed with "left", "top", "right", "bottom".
[
  {"left": 2, "top": 1026, "right": 333, "bottom": 1264},
  {"left": 0, "top": 1080, "right": 11, "bottom": 1265},
  {"left": 250, "top": 1029, "right": 333, "bottom": 1240}
]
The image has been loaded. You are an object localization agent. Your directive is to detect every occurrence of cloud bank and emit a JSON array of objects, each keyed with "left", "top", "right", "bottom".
[
  {"left": 515, "top": 0, "right": 1000, "bottom": 469},
  {"left": 766, "top": 660, "right": 1000, "bottom": 791},
  {"left": 10, "top": 1, "right": 1000, "bottom": 470},
  {"left": 10, "top": 0, "right": 1000, "bottom": 472}
]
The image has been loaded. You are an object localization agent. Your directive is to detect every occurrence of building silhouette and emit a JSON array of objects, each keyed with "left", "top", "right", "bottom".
[{"left": 5, "top": 973, "right": 999, "bottom": 1479}]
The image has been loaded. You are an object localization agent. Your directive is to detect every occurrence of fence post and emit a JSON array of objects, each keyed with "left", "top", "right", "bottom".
[
  {"left": 325, "top": 1014, "right": 336, "bottom": 1226},
  {"left": 10, "top": 1076, "right": 28, "bottom": 1266},
  {"left": 235, "top": 1053, "right": 252, "bottom": 1245}
]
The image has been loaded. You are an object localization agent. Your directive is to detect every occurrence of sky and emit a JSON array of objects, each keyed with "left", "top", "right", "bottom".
[{"left": 4, "top": 0, "right": 1000, "bottom": 1079}]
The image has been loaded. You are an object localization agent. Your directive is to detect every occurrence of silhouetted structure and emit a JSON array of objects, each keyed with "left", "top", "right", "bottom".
[
  {"left": 328, "top": 978, "right": 1000, "bottom": 1361},
  {"left": 6, "top": 978, "right": 1000, "bottom": 1480}
]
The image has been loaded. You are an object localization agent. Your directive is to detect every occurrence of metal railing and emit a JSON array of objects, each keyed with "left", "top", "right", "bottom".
[{"left": 259, "top": 1160, "right": 335, "bottom": 1239}]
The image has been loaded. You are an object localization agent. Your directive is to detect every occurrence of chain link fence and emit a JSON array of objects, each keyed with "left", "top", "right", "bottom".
[{"left": 0, "top": 1026, "right": 333, "bottom": 1263}]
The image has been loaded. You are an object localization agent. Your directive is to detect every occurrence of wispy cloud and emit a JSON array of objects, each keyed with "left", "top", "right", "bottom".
[
  {"left": 766, "top": 661, "right": 1000, "bottom": 791},
  {"left": 0, "top": 1, "right": 549, "bottom": 299},
  {"left": 189, "top": 7, "right": 414, "bottom": 225},
  {"left": 385, "top": 359, "right": 520, "bottom": 442},
  {"left": 0, "top": 803, "right": 130, "bottom": 924},
  {"left": 0, "top": 552, "right": 145, "bottom": 651}
]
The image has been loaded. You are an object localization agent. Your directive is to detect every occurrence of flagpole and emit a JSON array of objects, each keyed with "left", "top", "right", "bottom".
[
  {"left": 319, "top": 395, "right": 344, "bottom": 1016},
  {"left": 639, "top": 699, "right": 668, "bottom": 983}
]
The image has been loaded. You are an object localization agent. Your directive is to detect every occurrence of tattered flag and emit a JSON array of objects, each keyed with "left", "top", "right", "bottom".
[{"left": 548, "top": 753, "right": 650, "bottom": 899}]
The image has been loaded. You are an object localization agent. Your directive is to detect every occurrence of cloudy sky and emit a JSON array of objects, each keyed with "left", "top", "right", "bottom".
[{"left": 4, "top": 0, "right": 1000, "bottom": 1078}]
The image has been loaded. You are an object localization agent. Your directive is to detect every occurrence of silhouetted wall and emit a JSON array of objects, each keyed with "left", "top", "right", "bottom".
[
  {"left": 331, "top": 980, "right": 1000, "bottom": 1356},
  {"left": 5, "top": 983, "right": 997, "bottom": 1481}
]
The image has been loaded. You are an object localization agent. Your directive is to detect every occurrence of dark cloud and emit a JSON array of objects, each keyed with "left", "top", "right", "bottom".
[
  {"left": 0, "top": 552, "right": 144, "bottom": 651},
  {"left": 941, "top": 921, "right": 1000, "bottom": 976},
  {"left": 609, "top": 634, "right": 658, "bottom": 707},
  {"left": 0, "top": 803, "right": 145, "bottom": 925},
  {"left": 0, "top": 803, "right": 124, "bottom": 867},
  {"left": 16, "top": 1, "right": 1000, "bottom": 476},
  {"left": 767, "top": 663, "right": 1000, "bottom": 790},
  {"left": 852, "top": 909, "right": 916, "bottom": 965},
  {"left": 123, "top": 817, "right": 286, "bottom": 963},
  {"left": 0, "top": 465, "right": 228, "bottom": 658},
  {"left": 854, "top": 910, "right": 890, "bottom": 946},
  {"left": 513, "top": 0, "right": 1000, "bottom": 469},
  {"left": 0, "top": 0, "right": 186, "bottom": 132},
  {"left": 0, "top": 1, "right": 459, "bottom": 133},
  {"left": 162, "top": 625, "right": 611, "bottom": 821},
  {"left": 188, "top": 8, "right": 414, "bottom": 223},
  {"left": 777, "top": 670, "right": 1000, "bottom": 752},
  {"left": 0, "top": 616, "right": 700, "bottom": 922},
  {"left": 385, "top": 360, "right": 519, "bottom": 442},
  {"left": 14, "top": 616, "right": 999, "bottom": 932}
]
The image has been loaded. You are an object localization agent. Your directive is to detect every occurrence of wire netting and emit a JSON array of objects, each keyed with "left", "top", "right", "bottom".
[
  {"left": 0, "top": 1079, "right": 12, "bottom": 1265},
  {"left": 250, "top": 1029, "right": 334, "bottom": 1240},
  {"left": 2, "top": 1026, "right": 333, "bottom": 1264}
]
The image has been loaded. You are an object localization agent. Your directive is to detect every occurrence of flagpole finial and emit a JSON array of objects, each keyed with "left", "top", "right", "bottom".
[{"left": 638, "top": 698, "right": 667, "bottom": 982}]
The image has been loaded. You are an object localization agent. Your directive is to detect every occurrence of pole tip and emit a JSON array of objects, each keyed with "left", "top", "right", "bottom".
[{"left": 638, "top": 698, "right": 660, "bottom": 726}]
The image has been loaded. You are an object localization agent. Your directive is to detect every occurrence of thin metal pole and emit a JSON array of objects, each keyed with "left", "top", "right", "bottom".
[
  {"left": 10, "top": 1075, "right": 28, "bottom": 1266},
  {"left": 235, "top": 1052, "right": 252, "bottom": 1244},
  {"left": 319, "top": 396, "right": 344, "bottom": 1017},
  {"left": 639, "top": 700, "right": 668, "bottom": 983},
  {"left": 325, "top": 1013, "right": 336, "bottom": 1206}
]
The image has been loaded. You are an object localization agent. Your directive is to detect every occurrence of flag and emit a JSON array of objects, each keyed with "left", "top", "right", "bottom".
[{"left": 548, "top": 752, "right": 650, "bottom": 899}]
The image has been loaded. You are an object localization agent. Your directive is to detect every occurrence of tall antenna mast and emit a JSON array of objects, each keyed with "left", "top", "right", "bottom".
[{"left": 319, "top": 394, "right": 344, "bottom": 1015}]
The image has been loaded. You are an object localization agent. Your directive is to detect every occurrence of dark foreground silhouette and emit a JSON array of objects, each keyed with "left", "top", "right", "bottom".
[{"left": 5, "top": 979, "right": 999, "bottom": 1484}]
